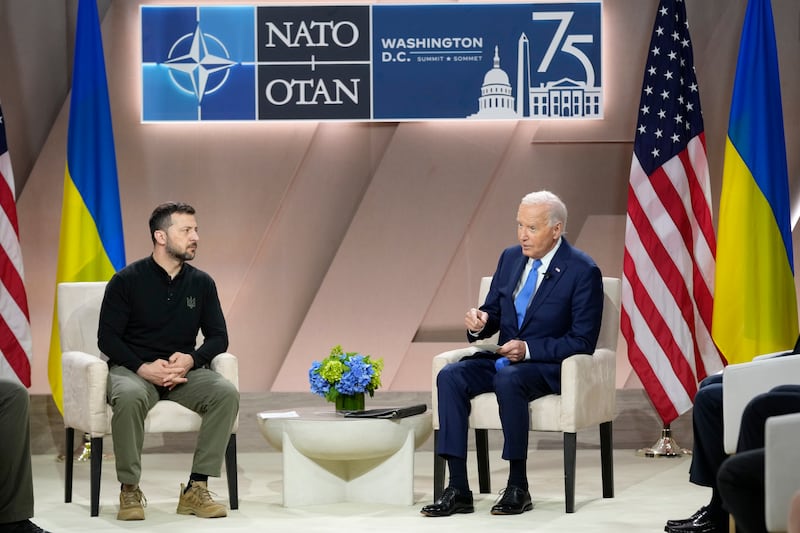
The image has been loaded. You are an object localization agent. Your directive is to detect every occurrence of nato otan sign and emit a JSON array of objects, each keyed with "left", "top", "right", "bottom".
[{"left": 141, "top": 2, "right": 602, "bottom": 122}]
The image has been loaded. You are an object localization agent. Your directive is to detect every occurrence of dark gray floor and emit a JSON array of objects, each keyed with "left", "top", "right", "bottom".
[{"left": 30, "top": 389, "right": 694, "bottom": 456}]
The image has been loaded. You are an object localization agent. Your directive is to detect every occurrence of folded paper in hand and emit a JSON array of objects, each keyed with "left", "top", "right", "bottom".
[{"left": 343, "top": 403, "right": 427, "bottom": 419}]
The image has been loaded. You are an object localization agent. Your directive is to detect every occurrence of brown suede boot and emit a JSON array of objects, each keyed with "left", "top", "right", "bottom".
[
  {"left": 176, "top": 481, "right": 227, "bottom": 518},
  {"left": 117, "top": 484, "right": 146, "bottom": 520}
]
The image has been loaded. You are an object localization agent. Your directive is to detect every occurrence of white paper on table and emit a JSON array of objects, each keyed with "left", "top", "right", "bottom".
[{"left": 257, "top": 410, "right": 299, "bottom": 419}]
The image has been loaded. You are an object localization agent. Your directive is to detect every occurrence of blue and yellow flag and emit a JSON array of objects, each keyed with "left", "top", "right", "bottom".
[
  {"left": 48, "top": 0, "right": 126, "bottom": 412},
  {"left": 712, "top": 0, "right": 797, "bottom": 365}
]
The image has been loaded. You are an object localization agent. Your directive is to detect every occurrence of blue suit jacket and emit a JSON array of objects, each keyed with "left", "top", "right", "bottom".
[{"left": 470, "top": 239, "right": 604, "bottom": 392}]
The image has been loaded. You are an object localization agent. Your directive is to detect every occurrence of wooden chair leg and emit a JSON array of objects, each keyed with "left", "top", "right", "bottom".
[
  {"left": 90, "top": 437, "right": 103, "bottom": 517},
  {"left": 475, "top": 429, "right": 491, "bottom": 494},
  {"left": 433, "top": 430, "right": 445, "bottom": 500},
  {"left": 225, "top": 434, "right": 239, "bottom": 510},
  {"left": 65, "top": 427, "right": 74, "bottom": 503},
  {"left": 564, "top": 432, "right": 577, "bottom": 513},
  {"left": 600, "top": 421, "right": 614, "bottom": 498}
]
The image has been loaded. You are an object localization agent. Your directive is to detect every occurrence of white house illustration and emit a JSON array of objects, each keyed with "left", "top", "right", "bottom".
[
  {"left": 470, "top": 33, "right": 601, "bottom": 119},
  {"left": 529, "top": 77, "right": 602, "bottom": 118}
]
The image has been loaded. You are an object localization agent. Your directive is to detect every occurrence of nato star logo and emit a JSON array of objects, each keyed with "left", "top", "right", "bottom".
[
  {"left": 141, "top": 5, "right": 255, "bottom": 121},
  {"left": 163, "top": 25, "right": 236, "bottom": 103}
]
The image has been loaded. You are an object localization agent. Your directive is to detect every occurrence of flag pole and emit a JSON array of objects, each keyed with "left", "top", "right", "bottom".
[
  {"left": 637, "top": 424, "right": 690, "bottom": 458},
  {"left": 77, "top": 434, "right": 92, "bottom": 462}
]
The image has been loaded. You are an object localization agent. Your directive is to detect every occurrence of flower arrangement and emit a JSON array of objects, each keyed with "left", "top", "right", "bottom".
[{"left": 309, "top": 345, "right": 384, "bottom": 403}]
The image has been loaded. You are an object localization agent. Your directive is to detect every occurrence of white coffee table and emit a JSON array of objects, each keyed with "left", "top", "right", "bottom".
[{"left": 257, "top": 407, "right": 432, "bottom": 506}]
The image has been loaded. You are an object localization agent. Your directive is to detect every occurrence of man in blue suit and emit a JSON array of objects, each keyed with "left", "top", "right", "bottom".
[{"left": 421, "top": 190, "right": 604, "bottom": 517}]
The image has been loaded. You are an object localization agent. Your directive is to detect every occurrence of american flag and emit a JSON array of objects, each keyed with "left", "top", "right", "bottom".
[
  {"left": 0, "top": 102, "right": 33, "bottom": 387},
  {"left": 621, "top": 0, "right": 724, "bottom": 425}
]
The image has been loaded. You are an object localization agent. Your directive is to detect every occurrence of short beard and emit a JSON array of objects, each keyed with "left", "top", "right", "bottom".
[{"left": 166, "top": 244, "right": 195, "bottom": 262}]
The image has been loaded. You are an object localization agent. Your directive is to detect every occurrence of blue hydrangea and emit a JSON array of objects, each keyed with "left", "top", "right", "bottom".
[
  {"left": 334, "top": 354, "right": 374, "bottom": 395},
  {"left": 308, "top": 361, "right": 331, "bottom": 397}
]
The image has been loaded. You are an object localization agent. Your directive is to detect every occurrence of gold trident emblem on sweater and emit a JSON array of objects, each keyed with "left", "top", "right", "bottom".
[{"left": 186, "top": 296, "right": 196, "bottom": 309}]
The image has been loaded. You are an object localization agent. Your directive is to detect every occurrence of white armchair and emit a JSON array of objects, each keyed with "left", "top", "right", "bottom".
[
  {"left": 431, "top": 276, "right": 620, "bottom": 513},
  {"left": 722, "top": 353, "right": 800, "bottom": 532},
  {"left": 722, "top": 353, "right": 800, "bottom": 454},
  {"left": 788, "top": 490, "right": 800, "bottom": 533},
  {"left": 765, "top": 412, "right": 800, "bottom": 532},
  {"left": 58, "top": 281, "right": 240, "bottom": 517}
]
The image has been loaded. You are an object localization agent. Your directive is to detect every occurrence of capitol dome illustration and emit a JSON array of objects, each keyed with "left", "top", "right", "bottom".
[
  {"left": 468, "top": 34, "right": 602, "bottom": 120},
  {"left": 469, "top": 46, "right": 519, "bottom": 119}
]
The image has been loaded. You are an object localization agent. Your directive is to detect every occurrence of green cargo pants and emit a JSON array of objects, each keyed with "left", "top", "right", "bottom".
[{"left": 107, "top": 365, "right": 239, "bottom": 484}]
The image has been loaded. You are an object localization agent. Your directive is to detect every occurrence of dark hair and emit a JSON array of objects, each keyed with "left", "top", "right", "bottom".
[{"left": 149, "top": 202, "right": 196, "bottom": 244}]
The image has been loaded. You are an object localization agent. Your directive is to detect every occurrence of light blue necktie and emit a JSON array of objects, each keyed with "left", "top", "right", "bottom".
[{"left": 514, "top": 259, "right": 542, "bottom": 328}]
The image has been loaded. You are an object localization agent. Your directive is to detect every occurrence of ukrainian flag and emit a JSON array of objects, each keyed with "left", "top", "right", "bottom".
[
  {"left": 48, "top": 0, "right": 126, "bottom": 412},
  {"left": 712, "top": 0, "right": 798, "bottom": 365}
]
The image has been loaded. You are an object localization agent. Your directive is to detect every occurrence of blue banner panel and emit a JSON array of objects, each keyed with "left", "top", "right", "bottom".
[
  {"left": 372, "top": 2, "right": 602, "bottom": 120},
  {"left": 140, "top": 3, "right": 601, "bottom": 122}
]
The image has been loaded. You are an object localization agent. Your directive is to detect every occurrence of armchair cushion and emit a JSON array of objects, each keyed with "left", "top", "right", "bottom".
[
  {"left": 557, "top": 348, "right": 616, "bottom": 432},
  {"left": 61, "top": 350, "right": 110, "bottom": 436},
  {"left": 431, "top": 344, "right": 496, "bottom": 429},
  {"left": 722, "top": 353, "right": 800, "bottom": 454}
]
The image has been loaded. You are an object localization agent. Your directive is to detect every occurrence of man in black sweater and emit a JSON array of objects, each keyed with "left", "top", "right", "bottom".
[{"left": 98, "top": 202, "right": 239, "bottom": 521}]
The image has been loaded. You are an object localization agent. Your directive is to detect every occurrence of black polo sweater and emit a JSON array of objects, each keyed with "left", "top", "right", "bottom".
[{"left": 97, "top": 255, "right": 228, "bottom": 373}]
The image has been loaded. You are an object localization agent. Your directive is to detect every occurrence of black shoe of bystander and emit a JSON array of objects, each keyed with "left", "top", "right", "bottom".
[
  {"left": 665, "top": 505, "right": 725, "bottom": 533},
  {"left": 420, "top": 487, "right": 474, "bottom": 517},
  {"left": 665, "top": 506, "right": 711, "bottom": 529},
  {"left": 1, "top": 519, "right": 52, "bottom": 533}
]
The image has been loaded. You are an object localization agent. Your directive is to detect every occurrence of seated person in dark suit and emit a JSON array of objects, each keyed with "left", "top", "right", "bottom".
[
  {"left": 421, "top": 190, "right": 604, "bottom": 517},
  {"left": 716, "top": 385, "right": 800, "bottom": 533},
  {"left": 665, "top": 336, "right": 800, "bottom": 533},
  {"left": 0, "top": 378, "right": 52, "bottom": 533}
]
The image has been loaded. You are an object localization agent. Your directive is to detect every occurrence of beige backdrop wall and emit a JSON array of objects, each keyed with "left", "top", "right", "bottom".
[{"left": 2, "top": 0, "right": 800, "bottom": 396}]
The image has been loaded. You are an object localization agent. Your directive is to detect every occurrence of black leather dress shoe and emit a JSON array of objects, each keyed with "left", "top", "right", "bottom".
[
  {"left": 2, "top": 520, "right": 52, "bottom": 533},
  {"left": 420, "top": 487, "right": 474, "bottom": 517},
  {"left": 664, "top": 505, "right": 722, "bottom": 533},
  {"left": 666, "top": 506, "right": 710, "bottom": 528},
  {"left": 490, "top": 486, "right": 533, "bottom": 515}
]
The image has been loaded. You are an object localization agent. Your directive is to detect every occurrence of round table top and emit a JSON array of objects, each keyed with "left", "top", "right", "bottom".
[{"left": 256, "top": 406, "right": 433, "bottom": 459}]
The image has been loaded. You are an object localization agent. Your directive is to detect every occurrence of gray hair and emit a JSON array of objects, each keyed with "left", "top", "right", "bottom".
[{"left": 520, "top": 190, "right": 567, "bottom": 231}]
